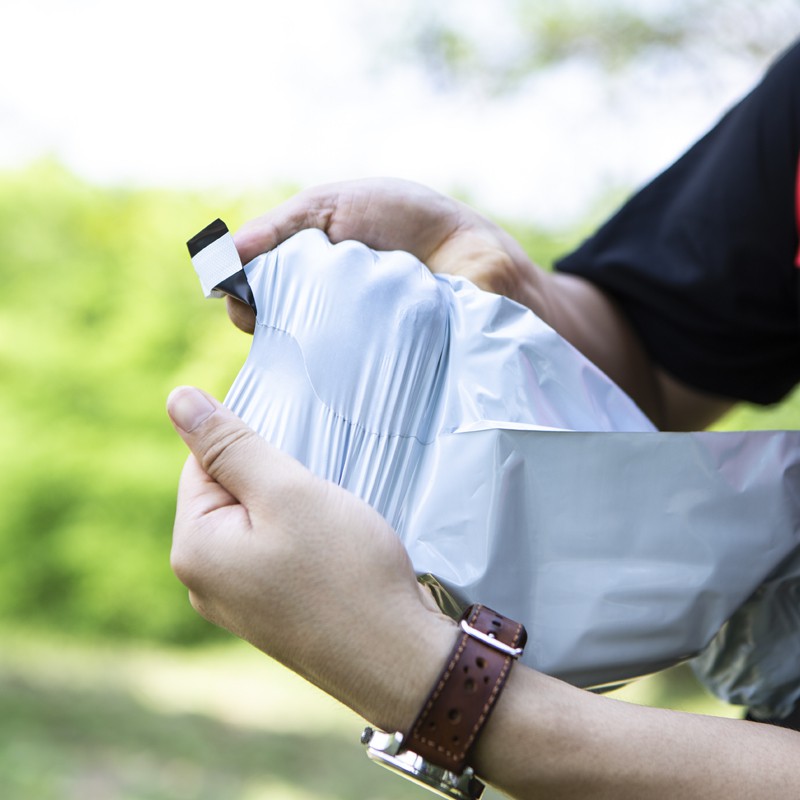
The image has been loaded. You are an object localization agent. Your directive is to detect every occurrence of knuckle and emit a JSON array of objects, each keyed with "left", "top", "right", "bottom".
[
  {"left": 477, "top": 254, "right": 518, "bottom": 297},
  {"left": 199, "top": 425, "right": 253, "bottom": 481},
  {"left": 170, "top": 539, "right": 199, "bottom": 588},
  {"left": 188, "top": 591, "right": 220, "bottom": 627},
  {"left": 188, "top": 591, "right": 207, "bottom": 617}
]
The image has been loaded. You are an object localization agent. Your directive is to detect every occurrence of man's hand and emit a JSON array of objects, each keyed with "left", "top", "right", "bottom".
[
  {"left": 227, "top": 178, "right": 543, "bottom": 334},
  {"left": 167, "top": 385, "right": 455, "bottom": 732}
]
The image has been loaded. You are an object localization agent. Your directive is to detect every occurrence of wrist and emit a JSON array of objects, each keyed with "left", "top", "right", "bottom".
[
  {"left": 361, "top": 604, "right": 529, "bottom": 800},
  {"left": 361, "top": 607, "right": 460, "bottom": 733}
]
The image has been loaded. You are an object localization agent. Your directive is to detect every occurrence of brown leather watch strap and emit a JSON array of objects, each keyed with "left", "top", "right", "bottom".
[{"left": 403, "top": 604, "right": 527, "bottom": 774}]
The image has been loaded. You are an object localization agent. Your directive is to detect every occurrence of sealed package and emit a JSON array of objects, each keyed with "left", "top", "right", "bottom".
[{"left": 188, "top": 220, "right": 800, "bottom": 718}]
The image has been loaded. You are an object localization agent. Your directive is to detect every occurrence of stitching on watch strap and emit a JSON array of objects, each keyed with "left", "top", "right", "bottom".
[{"left": 404, "top": 604, "right": 526, "bottom": 772}]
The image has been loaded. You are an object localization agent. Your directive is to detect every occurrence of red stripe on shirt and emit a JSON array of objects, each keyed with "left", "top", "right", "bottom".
[{"left": 795, "top": 154, "right": 800, "bottom": 266}]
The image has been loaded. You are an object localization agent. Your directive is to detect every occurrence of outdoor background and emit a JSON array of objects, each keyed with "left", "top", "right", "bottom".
[{"left": 2, "top": 2, "right": 800, "bottom": 798}]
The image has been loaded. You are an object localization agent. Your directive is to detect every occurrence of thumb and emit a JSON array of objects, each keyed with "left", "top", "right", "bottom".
[{"left": 167, "top": 385, "right": 277, "bottom": 502}]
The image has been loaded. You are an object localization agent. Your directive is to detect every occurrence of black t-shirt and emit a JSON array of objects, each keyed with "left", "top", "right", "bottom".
[{"left": 556, "top": 41, "right": 800, "bottom": 405}]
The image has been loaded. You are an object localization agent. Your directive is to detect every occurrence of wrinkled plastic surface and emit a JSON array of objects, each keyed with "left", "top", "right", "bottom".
[{"left": 190, "top": 226, "right": 800, "bottom": 717}]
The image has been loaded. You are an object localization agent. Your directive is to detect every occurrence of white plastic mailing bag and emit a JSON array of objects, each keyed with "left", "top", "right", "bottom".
[{"left": 187, "top": 219, "right": 800, "bottom": 718}]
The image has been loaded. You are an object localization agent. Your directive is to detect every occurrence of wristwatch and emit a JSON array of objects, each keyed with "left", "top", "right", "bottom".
[{"left": 362, "top": 604, "right": 527, "bottom": 799}]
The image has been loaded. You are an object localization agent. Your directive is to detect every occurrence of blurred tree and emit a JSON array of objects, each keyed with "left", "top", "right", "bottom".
[{"left": 373, "top": 0, "right": 800, "bottom": 97}]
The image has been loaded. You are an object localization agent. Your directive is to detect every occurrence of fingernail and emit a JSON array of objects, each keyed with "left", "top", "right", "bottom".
[{"left": 168, "top": 387, "right": 216, "bottom": 432}]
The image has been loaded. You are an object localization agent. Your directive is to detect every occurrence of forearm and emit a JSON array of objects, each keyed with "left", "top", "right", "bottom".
[
  {"left": 425, "top": 202, "right": 665, "bottom": 427},
  {"left": 474, "top": 665, "right": 800, "bottom": 799},
  {"left": 481, "top": 235, "right": 667, "bottom": 429},
  {"left": 341, "top": 602, "right": 799, "bottom": 799},
  {"left": 511, "top": 259, "right": 734, "bottom": 431}
]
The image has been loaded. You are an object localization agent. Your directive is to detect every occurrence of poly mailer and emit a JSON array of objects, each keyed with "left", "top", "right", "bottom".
[{"left": 187, "top": 220, "right": 800, "bottom": 719}]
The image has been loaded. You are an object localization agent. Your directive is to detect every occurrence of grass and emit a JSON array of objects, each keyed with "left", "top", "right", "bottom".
[
  {"left": 0, "top": 629, "right": 443, "bottom": 800},
  {"left": 0, "top": 629, "right": 741, "bottom": 800}
]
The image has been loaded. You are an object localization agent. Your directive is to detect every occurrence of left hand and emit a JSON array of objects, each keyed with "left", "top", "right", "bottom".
[{"left": 167, "top": 385, "right": 455, "bottom": 731}]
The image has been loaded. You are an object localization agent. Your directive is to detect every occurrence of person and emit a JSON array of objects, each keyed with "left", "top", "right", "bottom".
[{"left": 167, "top": 39, "right": 800, "bottom": 799}]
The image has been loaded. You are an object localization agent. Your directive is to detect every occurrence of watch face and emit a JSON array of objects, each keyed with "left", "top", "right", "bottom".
[{"left": 362, "top": 728, "right": 485, "bottom": 800}]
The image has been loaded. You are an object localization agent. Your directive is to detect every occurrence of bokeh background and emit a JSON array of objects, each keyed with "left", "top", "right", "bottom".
[{"left": 3, "top": 1, "right": 800, "bottom": 798}]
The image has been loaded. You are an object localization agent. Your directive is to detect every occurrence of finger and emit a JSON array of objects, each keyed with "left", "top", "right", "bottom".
[
  {"left": 231, "top": 179, "right": 454, "bottom": 263},
  {"left": 233, "top": 187, "right": 337, "bottom": 265},
  {"left": 166, "top": 385, "right": 306, "bottom": 505},
  {"left": 176, "top": 454, "right": 240, "bottom": 519},
  {"left": 226, "top": 296, "right": 256, "bottom": 334},
  {"left": 171, "top": 451, "right": 252, "bottom": 593},
  {"left": 227, "top": 188, "right": 339, "bottom": 334}
]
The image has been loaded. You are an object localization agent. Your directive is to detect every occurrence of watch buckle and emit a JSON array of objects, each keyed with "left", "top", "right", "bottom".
[{"left": 460, "top": 619, "right": 524, "bottom": 658}]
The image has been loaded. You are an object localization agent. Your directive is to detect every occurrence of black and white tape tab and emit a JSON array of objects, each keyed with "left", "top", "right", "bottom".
[
  {"left": 187, "top": 218, "right": 229, "bottom": 259},
  {"left": 186, "top": 218, "right": 245, "bottom": 300}
]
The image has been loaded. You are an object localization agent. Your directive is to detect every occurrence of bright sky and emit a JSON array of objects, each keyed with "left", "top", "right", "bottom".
[{"left": 0, "top": 0, "right": 789, "bottom": 225}]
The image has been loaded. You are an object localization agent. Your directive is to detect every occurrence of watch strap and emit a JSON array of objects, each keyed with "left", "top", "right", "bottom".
[{"left": 403, "top": 604, "right": 527, "bottom": 774}]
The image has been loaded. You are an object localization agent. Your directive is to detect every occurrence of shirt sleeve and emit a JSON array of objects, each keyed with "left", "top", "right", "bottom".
[{"left": 555, "top": 41, "right": 800, "bottom": 405}]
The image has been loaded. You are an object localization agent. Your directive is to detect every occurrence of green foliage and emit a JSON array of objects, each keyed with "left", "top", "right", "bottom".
[
  {"left": 0, "top": 162, "right": 288, "bottom": 643},
  {"left": 713, "top": 384, "right": 800, "bottom": 432}
]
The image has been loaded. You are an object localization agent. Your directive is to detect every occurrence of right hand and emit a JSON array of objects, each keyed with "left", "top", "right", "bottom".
[
  {"left": 225, "top": 178, "right": 707, "bottom": 429},
  {"left": 227, "top": 178, "right": 542, "bottom": 333}
]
